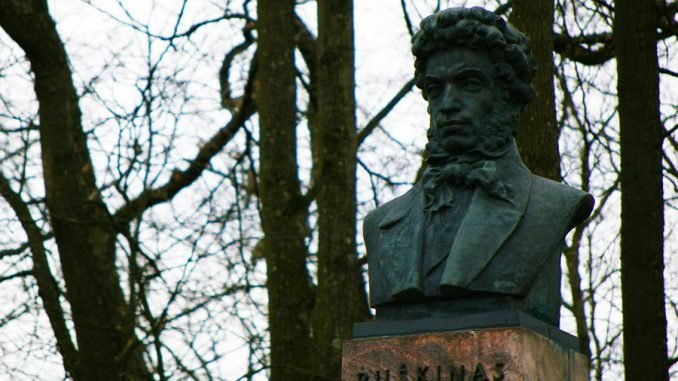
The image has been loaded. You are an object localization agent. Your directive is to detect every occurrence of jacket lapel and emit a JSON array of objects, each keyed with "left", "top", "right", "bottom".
[
  {"left": 377, "top": 185, "right": 425, "bottom": 298},
  {"left": 440, "top": 147, "right": 531, "bottom": 288}
]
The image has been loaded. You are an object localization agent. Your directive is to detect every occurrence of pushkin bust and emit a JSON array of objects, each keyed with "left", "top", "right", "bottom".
[{"left": 363, "top": 7, "right": 594, "bottom": 327}]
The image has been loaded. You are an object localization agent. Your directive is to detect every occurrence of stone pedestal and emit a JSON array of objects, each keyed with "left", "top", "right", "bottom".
[{"left": 342, "top": 316, "right": 589, "bottom": 381}]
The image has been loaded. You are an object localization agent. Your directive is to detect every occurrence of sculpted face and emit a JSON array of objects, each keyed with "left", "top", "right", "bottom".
[{"left": 423, "top": 48, "right": 497, "bottom": 155}]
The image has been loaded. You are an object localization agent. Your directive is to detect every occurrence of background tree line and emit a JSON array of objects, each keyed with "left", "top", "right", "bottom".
[{"left": 0, "top": 0, "right": 675, "bottom": 380}]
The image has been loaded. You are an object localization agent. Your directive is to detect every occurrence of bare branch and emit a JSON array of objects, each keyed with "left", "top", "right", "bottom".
[
  {"left": 294, "top": 13, "right": 317, "bottom": 74},
  {"left": 494, "top": 1, "right": 513, "bottom": 16},
  {"left": 220, "top": 22, "right": 256, "bottom": 111},
  {"left": 0, "top": 242, "right": 31, "bottom": 259},
  {"left": 86, "top": 1, "right": 253, "bottom": 43},
  {"left": 660, "top": 67, "right": 678, "bottom": 78},
  {"left": 400, "top": 0, "right": 415, "bottom": 36},
  {"left": 114, "top": 56, "right": 258, "bottom": 226},
  {"left": 0, "top": 171, "right": 79, "bottom": 376},
  {"left": 0, "top": 270, "right": 31, "bottom": 283},
  {"left": 0, "top": 233, "right": 54, "bottom": 259},
  {"left": 356, "top": 78, "right": 416, "bottom": 147},
  {"left": 554, "top": 2, "right": 677, "bottom": 65},
  {"left": 553, "top": 32, "right": 615, "bottom": 65}
]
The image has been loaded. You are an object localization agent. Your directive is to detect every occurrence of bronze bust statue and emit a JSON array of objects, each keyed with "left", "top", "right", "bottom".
[{"left": 363, "top": 7, "right": 594, "bottom": 327}]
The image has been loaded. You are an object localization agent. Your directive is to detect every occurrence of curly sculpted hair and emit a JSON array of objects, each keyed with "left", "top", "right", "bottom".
[{"left": 412, "top": 7, "right": 536, "bottom": 112}]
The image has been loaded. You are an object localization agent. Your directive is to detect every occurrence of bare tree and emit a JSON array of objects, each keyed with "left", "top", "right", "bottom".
[
  {"left": 257, "top": 0, "right": 315, "bottom": 379},
  {"left": 0, "top": 0, "right": 258, "bottom": 378},
  {"left": 615, "top": 0, "right": 668, "bottom": 379}
]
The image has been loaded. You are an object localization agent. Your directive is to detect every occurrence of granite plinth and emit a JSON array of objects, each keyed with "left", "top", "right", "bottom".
[
  {"left": 352, "top": 310, "right": 578, "bottom": 351},
  {"left": 342, "top": 327, "right": 588, "bottom": 381}
]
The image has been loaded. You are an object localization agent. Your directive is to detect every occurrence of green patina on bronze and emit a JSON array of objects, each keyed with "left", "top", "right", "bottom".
[{"left": 363, "top": 7, "right": 594, "bottom": 327}]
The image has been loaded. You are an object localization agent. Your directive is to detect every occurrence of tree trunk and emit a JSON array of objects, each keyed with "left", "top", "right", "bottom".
[
  {"left": 510, "top": 0, "right": 561, "bottom": 181},
  {"left": 257, "top": 1, "right": 315, "bottom": 380},
  {"left": 0, "top": 1, "right": 149, "bottom": 379},
  {"left": 564, "top": 226, "right": 592, "bottom": 360},
  {"left": 313, "top": 0, "right": 370, "bottom": 379},
  {"left": 614, "top": 0, "right": 668, "bottom": 380}
]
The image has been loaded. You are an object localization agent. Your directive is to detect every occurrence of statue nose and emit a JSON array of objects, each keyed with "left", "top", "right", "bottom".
[{"left": 441, "top": 87, "right": 462, "bottom": 113}]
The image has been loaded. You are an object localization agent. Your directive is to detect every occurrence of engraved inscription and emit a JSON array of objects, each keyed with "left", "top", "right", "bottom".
[
  {"left": 399, "top": 364, "right": 408, "bottom": 381},
  {"left": 416, "top": 366, "right": 429, "bottom": 381},
  {"left": 471, "top": 363, "right": 488, "bottom": 381},
  {"left": 449, "top": 364, "right": 465, "bottom": 381},
  {"left": 355, "top": 362, "right": 505, "bottom": 381}
]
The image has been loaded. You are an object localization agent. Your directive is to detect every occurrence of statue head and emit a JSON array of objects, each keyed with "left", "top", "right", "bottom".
[{"left": 412, "top": 7, "right": 536, "bottom": 160}]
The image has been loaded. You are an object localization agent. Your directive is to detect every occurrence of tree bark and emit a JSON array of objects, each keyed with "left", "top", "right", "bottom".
[
  {"left": 510, "top": 0, "right": 561, "bottom": 181},
  {"left": 256, "top": 1, "right": 315, "bottom": 380},
  {"left": 614, "top": 0, "right": 668, "bottom": 380},
  {"left": 313, "top": 1, "right": 370, "bottom": 379},
  {"left": 0, "top": 1, "right": 149, "bottom": 379}
]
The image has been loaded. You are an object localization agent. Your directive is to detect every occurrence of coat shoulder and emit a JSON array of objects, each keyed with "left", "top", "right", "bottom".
[
  {"left": 364, "top": 184, "right": 422, "bottom": 230},
  {"left": 529, "top": 175, "right": 594, "bottom": 230}
]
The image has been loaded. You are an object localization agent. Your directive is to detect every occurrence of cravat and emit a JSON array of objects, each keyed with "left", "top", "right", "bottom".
[{"left": 422, "top": 160, "right": 513, "bottom": 213}]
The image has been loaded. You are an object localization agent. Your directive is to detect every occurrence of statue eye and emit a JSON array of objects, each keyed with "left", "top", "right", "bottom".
[
  {"left": 463, "top": 78, "right": 483, "bottom": 92},
  {"left": 426, "top": 82, "right": 443, "bottom": 98}
]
